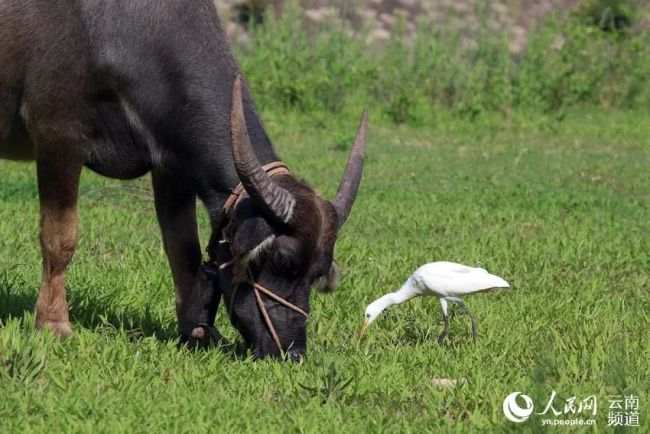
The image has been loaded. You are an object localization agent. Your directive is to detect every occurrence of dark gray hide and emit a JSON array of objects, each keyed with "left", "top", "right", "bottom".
[{"left": 0, "top": 0, "right": 367, "bottom": 360}]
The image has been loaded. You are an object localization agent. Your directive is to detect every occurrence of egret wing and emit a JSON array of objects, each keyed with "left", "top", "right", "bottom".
[{"left": 414, "top": 263, "right": 509, "bottom": 297}]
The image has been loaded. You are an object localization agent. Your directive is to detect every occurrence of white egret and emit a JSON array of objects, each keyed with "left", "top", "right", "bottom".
[{"left": 359, "top": 261, "right": 510, "bottom": 341}]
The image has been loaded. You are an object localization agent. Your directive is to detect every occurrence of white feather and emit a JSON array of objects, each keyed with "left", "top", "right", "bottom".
[
  {"left": 411, "top": 262, "right": 509, "bottom": 298},
  {"left": 363, "top": 261, "right": 510, "bottom": 325}
]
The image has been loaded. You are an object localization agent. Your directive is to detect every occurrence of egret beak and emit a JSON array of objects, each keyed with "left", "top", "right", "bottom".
[{"left": 359, "top": 319, "right": 370, "bottom": 340}]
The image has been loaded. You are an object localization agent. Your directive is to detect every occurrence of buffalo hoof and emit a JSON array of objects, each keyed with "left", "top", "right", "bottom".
[
  {"left": 39, "top": 319, "right": 74, "bottom": 338},
  {"left": 182, "top": 325, "right": 224, "bottom": 350}
]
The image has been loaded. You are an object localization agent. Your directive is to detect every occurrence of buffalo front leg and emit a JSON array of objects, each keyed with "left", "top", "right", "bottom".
[
  {"left": 152, "top": 172, "right": 221, "bottom": 347},
  {"left": 35, "top": 151, "right": 84, "bottom": 338}
]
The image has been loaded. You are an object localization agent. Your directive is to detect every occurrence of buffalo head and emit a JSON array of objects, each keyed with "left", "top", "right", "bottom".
[{"left": 211, "top": 77, "right": 367, "bottom": 360}]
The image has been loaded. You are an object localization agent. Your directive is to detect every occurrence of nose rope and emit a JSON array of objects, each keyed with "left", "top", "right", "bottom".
[
  {"left": 251, "top": 274, "right": 284, "bottom": 354},
  {"left": 250, "top": 279, "right": 309, "bottom": 317},
  {"left": 219, "top": 260, "right": 308, "bottom": 355},
  {"left": 210, "top": 161, "right": 308, "bottom": 356},
  {"left": 248, "top": 267, "right": 309, "bottom": 355}
]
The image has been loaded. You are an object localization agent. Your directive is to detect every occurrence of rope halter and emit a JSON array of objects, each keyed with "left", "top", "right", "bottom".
[{"left": 212, "top": 162, "right": 309, "bottom": 356}]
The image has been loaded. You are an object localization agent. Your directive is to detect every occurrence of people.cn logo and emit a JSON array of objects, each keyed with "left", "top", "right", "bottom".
[{"left": 503, "top": 392, "right": 535, "bottom": 423}]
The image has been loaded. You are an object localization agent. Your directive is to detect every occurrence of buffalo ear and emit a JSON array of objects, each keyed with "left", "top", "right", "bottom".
[{"left": 313, "top": 261, "right": 340, "bottom": 293}]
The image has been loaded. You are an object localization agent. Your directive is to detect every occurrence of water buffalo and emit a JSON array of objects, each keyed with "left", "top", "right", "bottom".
[{"left": 0, "top": 0, "right": 367, "bottom": 360}]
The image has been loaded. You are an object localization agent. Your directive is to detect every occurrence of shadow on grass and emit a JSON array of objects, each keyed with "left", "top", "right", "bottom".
[
  {"left": 0, "top": 281, "right": 173, "bottom": 338},
  {"left": 0, "top": 281, "right": 243, "bottom": 358},
  {"left": 0, "top": 284, "right": 34, "bottom": 321}
]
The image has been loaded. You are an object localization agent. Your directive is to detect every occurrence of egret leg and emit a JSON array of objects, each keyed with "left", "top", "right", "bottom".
[
  {"left": 437, "top": 298, "right": 449, "bottom": 343},
  {"left": 437, "top": 314, "right": 449, "bottom": 343},
  {"left": 448, "top": 305, "right": 456, "bottom": 321},
  {"left": 460, "top": 303, "right": 478, "bottom": 341}
]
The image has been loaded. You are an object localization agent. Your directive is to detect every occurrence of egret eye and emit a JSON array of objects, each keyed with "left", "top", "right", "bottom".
[{"left": 365, "top": 313, "right": 370, "bottom": 318}]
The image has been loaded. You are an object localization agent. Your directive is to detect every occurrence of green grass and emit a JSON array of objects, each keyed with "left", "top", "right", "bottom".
[
  {"left": 237, "top": 2, "right": 650, "bottom": 124},
  {"left": 1, "top": 108, "right": 649, "bottom": 432}
]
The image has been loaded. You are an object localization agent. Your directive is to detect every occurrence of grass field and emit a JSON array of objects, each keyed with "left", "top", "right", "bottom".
[{"left": 1, "top": 109, "right": 649, "bottom": 432}]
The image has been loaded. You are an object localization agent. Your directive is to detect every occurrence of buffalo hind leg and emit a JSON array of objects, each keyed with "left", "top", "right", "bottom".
[{"left": 35, "top": 149, "right": 84, "bottom": 337}]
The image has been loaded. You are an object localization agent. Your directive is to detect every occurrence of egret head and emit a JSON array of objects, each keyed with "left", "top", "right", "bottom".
[{"left": 358, "top": 298, "right": 387, "bottom": 339}]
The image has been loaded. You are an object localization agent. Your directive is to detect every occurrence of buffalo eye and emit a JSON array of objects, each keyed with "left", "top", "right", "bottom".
[{"left": 270, "top": 249, "right": 301, "bottom": 277}]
